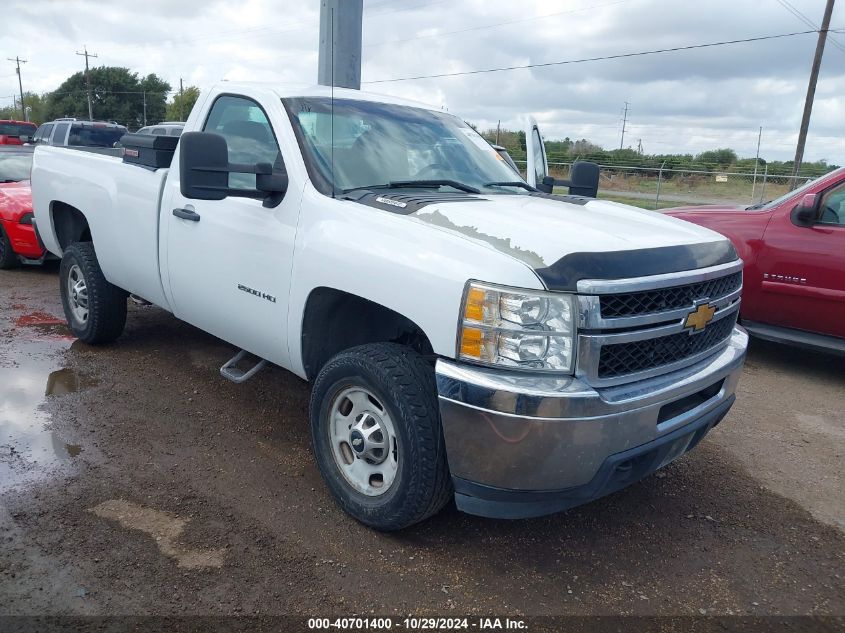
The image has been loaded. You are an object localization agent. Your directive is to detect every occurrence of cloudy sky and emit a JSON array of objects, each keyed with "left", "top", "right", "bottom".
[{"left": 2, "top": 0, "right": 843, "bottom": 164}]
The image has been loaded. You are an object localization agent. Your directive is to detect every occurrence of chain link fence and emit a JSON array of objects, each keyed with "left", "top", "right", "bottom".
[{"left": 515, "top": 160, "right": 813, "bottom": 209}]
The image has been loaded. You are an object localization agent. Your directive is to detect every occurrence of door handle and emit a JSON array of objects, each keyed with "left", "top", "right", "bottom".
[{"left": 173, "top": 207, "right": 201, "bottom": 222}]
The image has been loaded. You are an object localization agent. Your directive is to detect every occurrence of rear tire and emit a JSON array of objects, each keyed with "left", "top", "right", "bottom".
[
  {"left": 0, "top": 225, "right": 19, "bottom": 269},
  {"left": 310, "top": 343, "right": 452, "bottom": 531},
  {"left": 59, "top": 242, "right": 127, "bottom": 344}
]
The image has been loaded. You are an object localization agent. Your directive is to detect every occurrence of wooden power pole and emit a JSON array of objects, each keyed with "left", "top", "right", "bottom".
[
  {"left": 791, "top": 0, "right": 835, "bottom": 185},
  {"left": 76, "top": 46, "right": 98, "bottom": 121},
  {"left": 6, "top": 56, "right": 27, "bottom": 120}
]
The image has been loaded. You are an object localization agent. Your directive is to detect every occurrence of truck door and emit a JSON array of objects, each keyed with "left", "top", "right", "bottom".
[
  {"left": 164, "top": 94, "right": 302, "bottom": 369},
  {"left": 524, "top": 116, "right": 549, "bottom": 188},
  {"left": 755, "top": 177, "right": 845, "bottom": 338}
]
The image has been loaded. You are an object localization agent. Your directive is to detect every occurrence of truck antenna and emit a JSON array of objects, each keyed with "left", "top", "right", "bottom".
[{"left": 330, "top": 7, "right": 336, "bottom": 199}]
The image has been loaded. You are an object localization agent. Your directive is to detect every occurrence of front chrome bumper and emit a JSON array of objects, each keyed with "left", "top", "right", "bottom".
[{"left": 435, "top": 326, "right": 748, "bottom": 518}]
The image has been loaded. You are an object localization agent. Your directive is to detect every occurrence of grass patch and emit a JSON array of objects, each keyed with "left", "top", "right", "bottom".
[{"left": 596, "top": 193, "right": 689, "bottom": 210}]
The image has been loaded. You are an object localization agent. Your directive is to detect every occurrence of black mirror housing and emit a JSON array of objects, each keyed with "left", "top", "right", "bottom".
[
  {"left": 791, "top": 193, "right": 820, "bottom": 228},
  {"left": 537, "top": 175, "right": 555, "bottom": 194},
  {"left": 179, "top": 132, "right": 288, "bottom": 206},
  {"left": 567, "top": 161, "right": 600, "bottom": 198},
  {"left": 547, "top": 161, "right": 601, "bottom": 199},
  {"left": 180, "top": 132, "right": 230, "bottom": 201}
]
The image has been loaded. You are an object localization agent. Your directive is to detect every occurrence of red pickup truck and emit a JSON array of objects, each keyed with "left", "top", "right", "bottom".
[
  {"left": 0, "top": 120, "right": 37, "bottom": 145},
  {"left": 666, "top": 167, "right": 845, "bottom": 354}
]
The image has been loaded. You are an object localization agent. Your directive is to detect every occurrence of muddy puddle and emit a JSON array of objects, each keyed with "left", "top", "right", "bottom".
[{"left": 0, "top": 312, "right": 95, "bottom": 492}]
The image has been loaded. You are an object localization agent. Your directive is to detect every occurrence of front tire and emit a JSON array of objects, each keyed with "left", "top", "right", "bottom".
[
  {"left": 0, "top": 225, "right": 20, "bottom": 269},
  {"left": 59, "top": 242, "right": 127, "bottom": 344},
  {"left": 310, "top": 343, "right": 452, "bottom": 531}
]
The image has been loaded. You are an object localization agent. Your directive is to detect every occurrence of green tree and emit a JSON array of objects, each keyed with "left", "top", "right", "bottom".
[
  {"left": 0, "top": 91, "right": 49, "bottom": 123},
  {"left": 694, "top": 148, "right": 738, "bottom": 168},
  {"left": 45, "top": 67, "right": 170, "bottom": 129},
  {"left": 165, "top": 86, "right": 200, "bottom": 122}
]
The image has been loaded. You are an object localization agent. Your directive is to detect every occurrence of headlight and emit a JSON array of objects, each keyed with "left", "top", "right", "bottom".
[{"left": 457, "top": 282, "right": 576, "bottom": 372}]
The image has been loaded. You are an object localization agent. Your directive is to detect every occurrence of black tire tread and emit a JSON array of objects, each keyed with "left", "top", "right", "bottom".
[
  {"left": 60, "top": 242, "right": 127, "bottom": 344},
  {"left": 0, "top": 225, "right": 19, "bottom": 269},
  {"left": 310, "top": 343, "right": 452, "bottom": 531}
]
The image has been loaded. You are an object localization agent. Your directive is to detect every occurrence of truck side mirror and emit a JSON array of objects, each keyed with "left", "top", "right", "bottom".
[
  {"left": 546, "top": 161, "right": 601, "bottom": 198},
  {"left": 180, "top": 131, "right": 288, "bottom": 207},
  {"left": 180, "top": 132, "right": 230, "bottom": 201},
  {"left": 791, "top": 193, "right": 819, "bottom": 228},
  {"left": 567, "top": 161, "right": 600, "bottom": 198}
]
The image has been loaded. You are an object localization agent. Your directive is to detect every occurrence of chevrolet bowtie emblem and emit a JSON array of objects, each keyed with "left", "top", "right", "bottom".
[{"left": 684, "top": 303, "right": 716, "bottom": 333}]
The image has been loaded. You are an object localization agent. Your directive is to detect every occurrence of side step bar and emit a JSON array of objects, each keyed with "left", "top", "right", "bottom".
[{"left": 220, "top": 350, "right": 267, "bottom": 384}]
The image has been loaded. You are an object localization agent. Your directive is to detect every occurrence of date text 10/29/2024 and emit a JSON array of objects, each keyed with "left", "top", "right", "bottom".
[{"left": 308, "top": 617, "right": 528, "bottom": 630}]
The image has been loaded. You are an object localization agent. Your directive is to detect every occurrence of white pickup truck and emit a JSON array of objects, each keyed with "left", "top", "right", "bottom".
[{"left": 32, "top": 83, "right": 748, "bottom": 530}]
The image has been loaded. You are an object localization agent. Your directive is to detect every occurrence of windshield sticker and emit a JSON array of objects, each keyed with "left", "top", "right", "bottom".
[{"left": 459, "top": 128, "right": 494, "bottom": 152}]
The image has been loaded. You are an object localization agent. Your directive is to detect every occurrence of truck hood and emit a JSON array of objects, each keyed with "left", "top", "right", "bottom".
[
  {"left": 408, "top": 194, "right": 736, "bottom": 290},
  {"left": 0, "top": 180, "right": 33, "bottom": 218}
]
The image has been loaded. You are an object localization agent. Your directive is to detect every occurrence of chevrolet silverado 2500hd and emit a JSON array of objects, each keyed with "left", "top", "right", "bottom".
[{"left": 32, "top": 83, "right": 748, "bottom": 530}]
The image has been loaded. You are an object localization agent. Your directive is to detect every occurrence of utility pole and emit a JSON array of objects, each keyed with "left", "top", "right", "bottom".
[
  {"left": 76, "top": 46, "right": 98, "bottom": 121},
  {"left": 318, "top": 0, "right": 363, "bottom": 89},
  {"left": 143, "top": 91, "right": 147, "bottom": 126},
  {"left": 619, "top": 101, "right": 629, "bottom": 150},
  {"left": 6, "top": 56, "right": 27, "bottom": 120},
  {"left": 791, "top": 0, "right": 835, "bottom": 186},
  {"left": 636, "top": 139, "right": 643, "bottom": 155},
  {"left": 495, "top": 120, "right": 501, "bottom": 145},
  {"left": 178, "top": 78, "right": 184, "bottom": 121}
]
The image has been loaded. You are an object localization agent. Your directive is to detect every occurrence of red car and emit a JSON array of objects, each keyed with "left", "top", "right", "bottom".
[
  {"left": 666, "top": 167, "right": 845, "bottom": 354},
  {"left": 0, "top": 146, "right": 46, "bottom": 268},
  {"left": 0, "top": 120, "right": 37, "bottom": 145}
]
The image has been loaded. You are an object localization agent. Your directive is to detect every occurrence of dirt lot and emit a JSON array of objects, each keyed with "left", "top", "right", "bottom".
[{"left": 1, "top": 264, "right": 843, "bottom": 622}]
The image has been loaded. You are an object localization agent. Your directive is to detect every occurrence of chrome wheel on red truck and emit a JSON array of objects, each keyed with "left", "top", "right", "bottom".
[{"left": 310, "top": 343, "right": 452, "bottom": 531}]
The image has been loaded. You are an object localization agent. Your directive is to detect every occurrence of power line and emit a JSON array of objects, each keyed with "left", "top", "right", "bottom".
[
  {"left": 363, "top": 29, "right": 819, "bottom": 83},
  {"left": 105, "top": 0, "right": 447, "bottom": 52},
  {"left": 364, "top": 0, "right": 633, "bottom": 48},
  {"left": 774, "top": 0, "right": 845, "bottom": 54}
]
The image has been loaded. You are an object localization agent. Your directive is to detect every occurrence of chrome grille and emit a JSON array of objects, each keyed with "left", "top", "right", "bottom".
[
  {"left": 600, "top": 272, "right": 742, "bottom": 318},
  {"left": 576, "top": 260, "right": 744, "bottom": 387},
  {"left": 598, "top": 313, "right": 737, "bottom": 378}
]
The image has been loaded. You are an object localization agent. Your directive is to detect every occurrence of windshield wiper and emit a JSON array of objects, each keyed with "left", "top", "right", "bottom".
[
  {"left": 388, "top": 180, "right": 480, "bottom": 193},
  {"left": 342, "top": 180, "right": 480, "bottom": 195},
  {"left": 484, "top": 181, "right": 536, "bottom": 192},
  {"left": 746, "top": 200, "right": 771, "bottom": 210}
]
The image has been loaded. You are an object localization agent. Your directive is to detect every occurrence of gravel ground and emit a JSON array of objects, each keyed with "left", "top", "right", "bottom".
[{"left": 0, "top": 264, "right": 843, "bottom": 622}]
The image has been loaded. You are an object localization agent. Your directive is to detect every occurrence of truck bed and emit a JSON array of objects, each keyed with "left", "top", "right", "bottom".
[{"left": 31, "top": 146, "right": 172, "bottom": 310}]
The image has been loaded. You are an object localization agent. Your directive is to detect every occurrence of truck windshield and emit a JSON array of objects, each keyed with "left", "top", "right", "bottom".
[
  {"left": 747, "top": 172, "right": 833, "bottom": 210},
  {"left": 284, "top": 97, "right": 530, "bottom": 196}
]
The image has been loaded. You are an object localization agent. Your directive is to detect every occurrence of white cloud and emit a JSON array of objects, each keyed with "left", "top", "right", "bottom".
[{"left": 1, "top": 0, "right": 842, "bottom": 163}]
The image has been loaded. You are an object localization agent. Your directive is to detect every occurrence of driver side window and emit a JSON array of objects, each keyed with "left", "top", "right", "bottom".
[
  {"left": 203, "top": 95, "right": 281, "bottom": 191},
  {"left": 819, "top": 182, "right": 845, "bottom": 226}
]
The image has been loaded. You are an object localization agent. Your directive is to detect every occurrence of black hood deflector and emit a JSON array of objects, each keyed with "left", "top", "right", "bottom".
[{"left": 535, "top": 241, "right": 739, "bottom": 292}]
